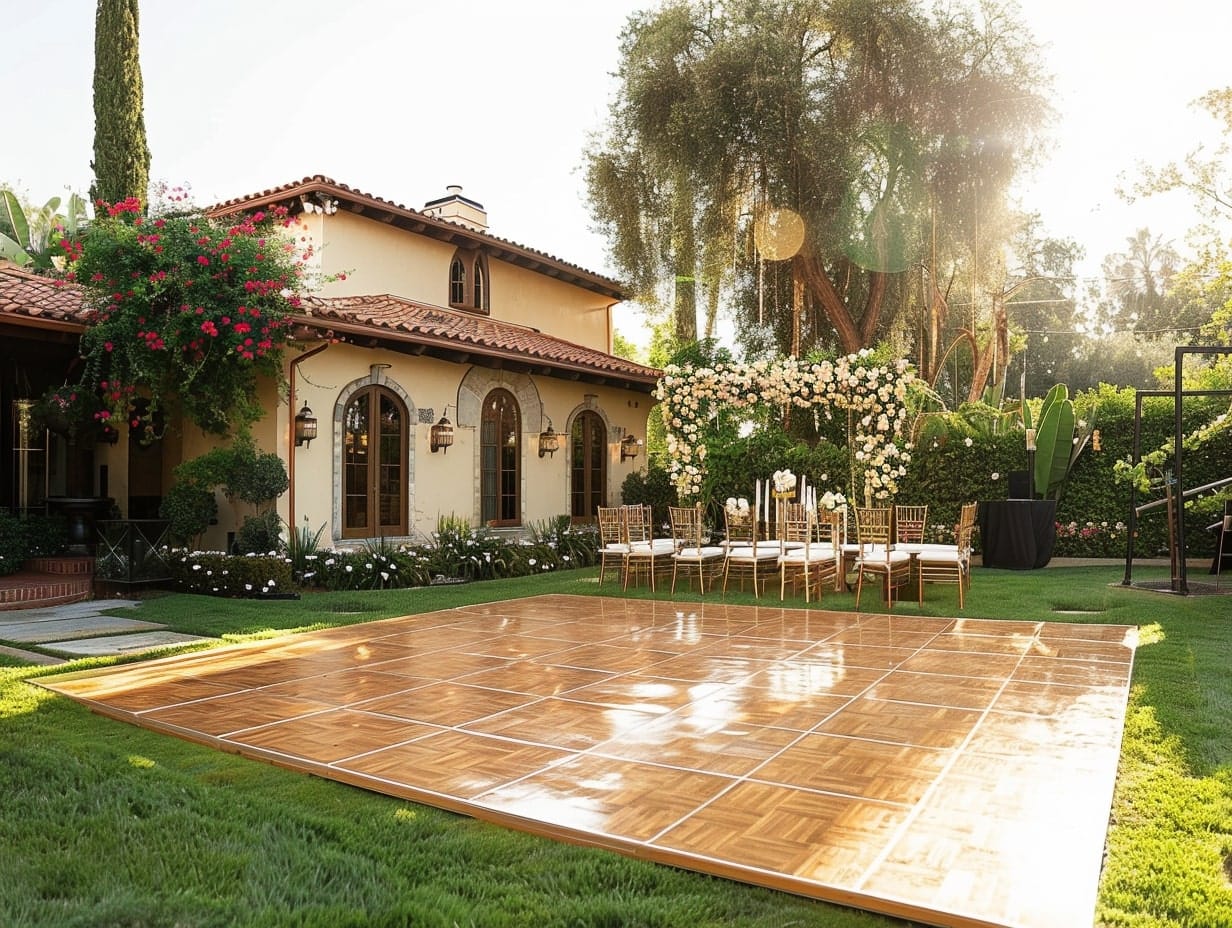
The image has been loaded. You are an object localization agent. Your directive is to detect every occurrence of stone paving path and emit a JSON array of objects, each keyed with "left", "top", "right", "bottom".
[{"left": 0, "top": 599, "right": 215, "bottom": 665}]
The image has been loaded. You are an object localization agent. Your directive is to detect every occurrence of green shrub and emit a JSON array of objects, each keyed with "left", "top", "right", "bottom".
[
  {"left": 161, "top": 437, "right": 290, "bottom": 548},
  {"left": 425, "top": 519, "right": 512, "bottom": 581},
  {"left": 525, "top": 516, "right": 599, "bottom": 569},
  {"left": 620, "top": 466, "right": 678, "bottom": 527},
  {"left": 159, "top": 482, "right": 218, "bottom": 546},
  {"left": 19, "top": 515, "right": 68, "bottom": 558},
  {"left": 0, "top": 511, "right": 28, "bottom": 577},
  {"left": 235, "top": 510, "right": 281, "bottom": 554},
  {"left": 168, "top": 550, "right": 293, "bottom": 597},
  {"left": 285, "top": 518, "right": 327, "bottom": 585},
  {"left": 225, "top": 442, "right": 289, "bottom": 506},
  {"left": 316, "top": 542, "right": 430, "bottom": 591}
]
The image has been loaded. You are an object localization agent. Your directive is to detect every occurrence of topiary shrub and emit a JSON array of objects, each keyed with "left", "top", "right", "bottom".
[
  {"left": 159, "top": 481, "right": 218, "bottom": 546},
  {"left": 235, "top": 510, "right": 281, "bottom": 554}
]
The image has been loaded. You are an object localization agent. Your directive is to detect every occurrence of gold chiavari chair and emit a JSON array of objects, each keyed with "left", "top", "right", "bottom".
[
  {"left": 722, "top": 504, "right": 780, "bottom": 597},
  {"left": 853, "top": 506, "right": 912, "bottom": 610},
  {"left": 668, "top": 504, "right": 725, "bottom": 594},
  {"left": 916, "top": 514, "right": 975, "bottom": 608},
  {"left": 778, "top": 508, "right": 838, "bottom": 602},
  {"left": 596, "top": 506, "right": 629, "bottom": 586},
  {"left": 623, "top": 504, "right": 676, "bottom": 591},
  {"left": 893, "top": 504, "right": 928, "bottom": 544}
]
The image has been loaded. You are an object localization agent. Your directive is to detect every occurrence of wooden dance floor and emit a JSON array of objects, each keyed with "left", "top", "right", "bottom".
[{"left": 40, "top": 594, "right": 1136, "bottom": 928}]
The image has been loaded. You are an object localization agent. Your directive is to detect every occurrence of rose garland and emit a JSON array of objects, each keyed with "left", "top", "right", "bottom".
[{"left": 654, "top": 350, "right": 914, "bottom": 503}]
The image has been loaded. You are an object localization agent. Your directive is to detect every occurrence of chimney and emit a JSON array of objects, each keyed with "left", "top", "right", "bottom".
[{"left": 422, "top": 184, "right": 488, "bottom": 232}]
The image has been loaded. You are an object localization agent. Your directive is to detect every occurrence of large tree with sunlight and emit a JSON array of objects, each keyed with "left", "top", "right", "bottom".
[
  {"left": 586, "top": 0, "right": 1050, "bottom": 362},
  {"left": 90, "top": 0, "right": 150, "bottom": 207}
]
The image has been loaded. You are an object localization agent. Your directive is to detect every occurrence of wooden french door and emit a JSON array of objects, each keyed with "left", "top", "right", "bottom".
[
  {"left": 342, "top": 386, "right": 407, "bottom": 538},
  {"left": 480, "top": 389, "right": 520, "bottom": 525},
  {"left": 570, "top": 410, "right": 606, "bottom": 521}
]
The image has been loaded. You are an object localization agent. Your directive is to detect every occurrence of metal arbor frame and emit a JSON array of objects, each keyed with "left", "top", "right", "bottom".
[{"left": 1122, "top": 346, "right": 1232, "bottom": 594}]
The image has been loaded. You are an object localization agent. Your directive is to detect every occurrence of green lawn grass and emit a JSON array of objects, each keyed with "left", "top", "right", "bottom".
[{"left": 2, "top": 565, "right": 1230, "bottom": 927}]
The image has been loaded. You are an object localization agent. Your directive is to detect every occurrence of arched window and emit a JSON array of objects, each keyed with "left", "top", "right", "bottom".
[
  {"left": 449, "top": 257, "right": 466, "bottom": 306},
  {"left": 342, "top": 386, "right": 408, "bottom": 538},
  {"left": 473, "top": 260, "right": 486, "bottom": 311},
  {"left": 448, "top": 249, "right": 490, "bottom": 313},
  {"left": 480, "top": 389, "right": 520, "bottom": 525},
  {"left": 570, "top": 411, "right": 607, "bottom": 521}
]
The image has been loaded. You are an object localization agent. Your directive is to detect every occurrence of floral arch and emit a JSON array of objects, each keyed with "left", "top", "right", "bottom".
[{"left": 654, "top": 351, "right": 915, "bottom": 503}]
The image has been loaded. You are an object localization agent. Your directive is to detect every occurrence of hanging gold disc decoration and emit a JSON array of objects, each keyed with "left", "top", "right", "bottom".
[{"left": 752, "top": 207, "right": 806, "bottom": 261}]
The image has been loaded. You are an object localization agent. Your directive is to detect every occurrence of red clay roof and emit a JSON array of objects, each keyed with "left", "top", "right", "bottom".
[
  {"left": 0, "top": 262, "right": 659, "bottom": 391},
  {"left": 0, "top": 261, "right": 89, "bottom": 328},
  {"left": 208, "top": 175, "right": 629, "bottom": 302},
  {"left": 301, "top": 293, "right": 661, "bottom": 390}
]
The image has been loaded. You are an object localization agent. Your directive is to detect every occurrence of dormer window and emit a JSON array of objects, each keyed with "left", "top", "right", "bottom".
[{"left": 448, "top": 248, "right": 490, "bottom": 314}]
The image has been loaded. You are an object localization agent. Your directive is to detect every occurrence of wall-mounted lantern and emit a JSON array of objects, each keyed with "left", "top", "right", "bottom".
[
  {"left": 294, "top": 404, "right": 318, "bottom": 448},
  {"left": 430, "top": 405, "right": 455, "bottom": 453},
  {"left": 538, "top": 418, "right": 560, "bottom": 458},
  {"left": 620, "top": 434, "right": 641, "bottom": 462}
]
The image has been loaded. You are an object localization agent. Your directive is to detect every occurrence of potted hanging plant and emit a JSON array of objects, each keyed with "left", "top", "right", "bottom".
[{"left": 30, "top": 386, "right": 117, "bottom": 444}]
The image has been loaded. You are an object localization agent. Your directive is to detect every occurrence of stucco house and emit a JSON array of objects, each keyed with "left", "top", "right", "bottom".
[{"left": 0, "top": 175, "right": 660, "bottom": 551}]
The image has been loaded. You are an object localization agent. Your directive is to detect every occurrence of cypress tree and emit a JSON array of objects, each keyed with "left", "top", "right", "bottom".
[{"left": 90, "top": 0, "right": 150, "bottom": 208}]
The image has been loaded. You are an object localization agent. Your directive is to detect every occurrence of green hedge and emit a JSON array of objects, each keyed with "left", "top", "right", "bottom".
[{"left": 168, "top": 551, "right": 294, "bottom": 596}]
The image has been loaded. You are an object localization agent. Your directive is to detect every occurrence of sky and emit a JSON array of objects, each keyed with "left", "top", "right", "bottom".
[{"left": 6, "top": 0, "right": 1232, "bottom": 343}]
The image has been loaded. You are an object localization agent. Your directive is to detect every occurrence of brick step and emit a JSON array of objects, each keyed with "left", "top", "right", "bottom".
[
  {"left": 22, "top": 556, "right": 96, "bottom": 576},
  {"left": 0, "top": 571, "right": 94, "bottom": 612}
]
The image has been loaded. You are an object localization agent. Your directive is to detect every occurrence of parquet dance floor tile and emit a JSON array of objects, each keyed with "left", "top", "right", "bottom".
[{"left": 39, "top": 594, "right": 1136, "bottom": 928}]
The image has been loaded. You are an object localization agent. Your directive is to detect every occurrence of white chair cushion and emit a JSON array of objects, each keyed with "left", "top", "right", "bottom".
[
  {"left": 856, "top": 550, "right": 912, "bottom": 567},
  {"left": 916, "top": 550, "right": 963, "bottom": 566},
  {"left": 726, "top": 549, "right": 781, "bottom": 563},
  {"left": 602, "top": 543, "right": 630, "bottom": 554},
  {"left": 907, "top": 543, "right": 959, "bottom": 554},
  {"left": 778, "top": 546, "right": 838, "bottom": 564},
  {"left": 675, "top": 546, "right": 725, "bottom": 559},
  {"left": 630, "top": 538, "right": 676, "bottom": 554}
]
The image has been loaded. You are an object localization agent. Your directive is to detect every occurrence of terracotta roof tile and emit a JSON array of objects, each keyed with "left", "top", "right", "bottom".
[
  {"left": 0, "top": 261, "right": 661, "bottom": 391},
  {"left": 303, "top": 293, "right": 661, "bottom": 388},
  {"left": 0, "top": 262, "right": 89, "bottom": 326},
  {"left": 208, "top": 174, "right": 628, "bottom": 301}
]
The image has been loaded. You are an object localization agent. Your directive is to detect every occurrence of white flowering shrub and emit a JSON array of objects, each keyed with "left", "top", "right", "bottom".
[{"left": 168, "top": 550, "right": 293, "bottom": 596}]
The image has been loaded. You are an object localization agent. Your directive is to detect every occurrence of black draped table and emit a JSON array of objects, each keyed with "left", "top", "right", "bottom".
[{"left": 978, "top": 499, "right": 1057, "bottom": 570}]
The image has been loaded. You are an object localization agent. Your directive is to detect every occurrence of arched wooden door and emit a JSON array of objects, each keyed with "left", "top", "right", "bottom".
[
  {"left": 570, "top": 410, "right": 606, "bottom": 522},
  {"left": 342, "top": 386, "right": 408, "bottom": 538},
  {"left": 480, "top": 389, "right": 520, "bottom": 525}
]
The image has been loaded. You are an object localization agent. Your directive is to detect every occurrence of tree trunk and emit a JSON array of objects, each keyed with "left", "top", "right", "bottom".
[
  {"left": 965, "top": 300, "right": 1009, "bottom": 403},
  {"left": 794, "top": 250, "right": 861, "bottom": 353},
  {"left": 671, "top": 190, "right": 698, "bottom": 343}
]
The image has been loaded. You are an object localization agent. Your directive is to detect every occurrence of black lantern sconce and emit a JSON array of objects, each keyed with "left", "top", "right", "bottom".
[
  {"left": 294, "top": 403, "right": 318, "bottom": 448},
  {"left": 430, "top": 405, "right": 455, "bottom": 454},
  {"left": 538, "top": 417, "right": 560, "bottom": 458},
  {"left": 620, "top": 434, "right": 641, "bottom": 462}
]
